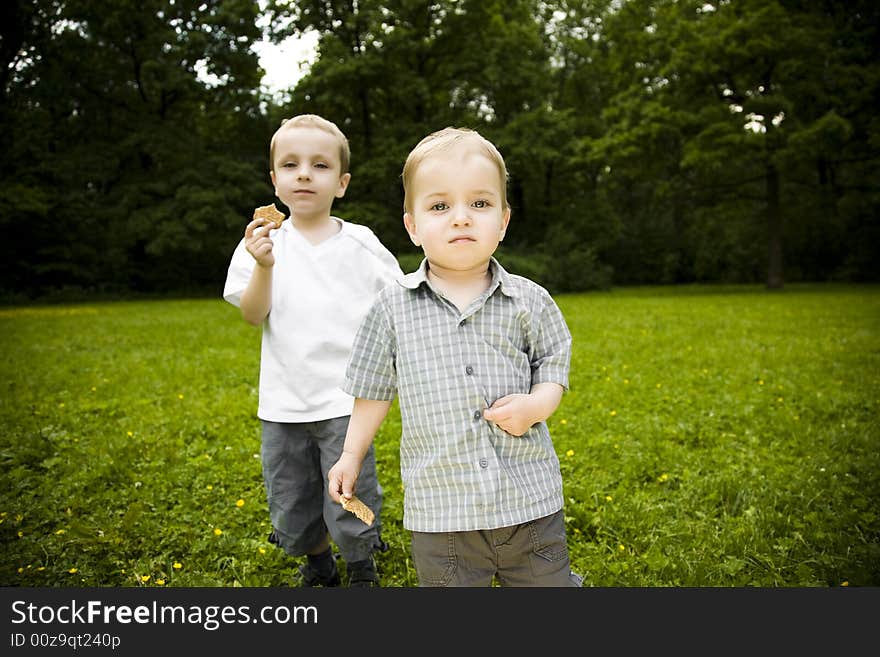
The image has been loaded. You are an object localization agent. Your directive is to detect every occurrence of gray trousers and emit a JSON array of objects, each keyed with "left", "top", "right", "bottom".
[
  {"left": 261, "top": 416, "right": 383, "bottom": 563},
  {"left": 411, "top": 509, "right": 583, "bottom": 587}
]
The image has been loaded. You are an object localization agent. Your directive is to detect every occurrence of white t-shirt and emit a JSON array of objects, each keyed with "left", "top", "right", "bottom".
[{"left": 223, "top": 217, "right": 403, "bottom": 422}]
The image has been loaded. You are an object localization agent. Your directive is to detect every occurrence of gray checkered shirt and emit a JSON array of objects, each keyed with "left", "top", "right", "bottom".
[{"left": 343, "top": 257, "right": 571, "bottom": 532}]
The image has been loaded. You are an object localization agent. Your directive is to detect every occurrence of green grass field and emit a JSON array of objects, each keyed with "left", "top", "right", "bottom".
[{"left": 1, "top": 284, "right": 878, "bottom": 587}]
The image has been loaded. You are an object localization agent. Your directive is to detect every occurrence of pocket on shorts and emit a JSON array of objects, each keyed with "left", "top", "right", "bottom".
[
  {"left": 411, "top": 532, "right": 458, "bottom": 587},
  {"left": 527, "top": 512, "right": 570, "bottom": 578}
]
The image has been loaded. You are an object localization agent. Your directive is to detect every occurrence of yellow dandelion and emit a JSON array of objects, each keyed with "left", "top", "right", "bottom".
[
  {"left": 141, "top": 575, "right": 150, "bottom": 583},
  {"left": 841, "top": 581, "right": 849, "bottom": 587},
  {"left": 91, "top": 386, "right": 96, "bottom": 392},
  {"left": 37, "top": 566, "right": 45, "bottom": 571},
  {"left": 758, "top": 379, "right": 764, "bottom": 385},
  {"left": 565, "top": 449, "right": 575, "bottom": 457},
  {"left": 17, "top": 567, "right": 23, "bottom": 573},
  {"left": 605, "top": 495, "right": 613, "bottom": 502},
  {"left": 207, "top": 485, "right": 213, "bottom": 491},
  {"left": 573, "top": 528, "right": 581, "bottom": 534},
  {"left": 178, "top": 394, "right": 184, "bottom": 400},
  {"left": 624, "top": 379, "right": 630, "bottom": 384},
  {"left": 173, "top": 562, "right": 182, "bottom": 570},
  {"left": 777, "top": 397, "right": 784, "bottom": 403},
  {"left": 236, "top": 499, "right": 245, "bottom": 507},
  {"left": 68, "top": 567, "right": 78, "bottom": 574},
  {"left": 560, "top": 419, "right": 568, "bottom": 425},
  {"left": 213, "top": 528, "right": 223, "bottom": 536},
  {"left": 656, "top": 383, "right": 662, "bottom": 388},
  {"left": 55, "top": 529, "right": 66, "bottom": 535},
  {"left": 258, "top": 547, "right": 266, "bottom": 555},
  {"left": 127, "top": 431, "right": 133, "bottom": 437},
  {"left": 610, "top": 410, "right": 617, "bottom": 416},
  {"left": 156, "top": 579, "right": 165, "bottom": 586},
  {"left": 59, "top": 402, "right": 65, "bottom": 408},
  {"left": 618, "top": 544, "right": 625, "bottom": 552},
  {"left": 17, "top": 531, "right": 23, "bottom": 538},
  {"left": 658, "top": 473, "right": 669, "bottom": 482}
]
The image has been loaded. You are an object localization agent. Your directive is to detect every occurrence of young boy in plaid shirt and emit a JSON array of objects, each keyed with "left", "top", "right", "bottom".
[{"left": 328, "top": 127, "right": 581, "bottom": 586}]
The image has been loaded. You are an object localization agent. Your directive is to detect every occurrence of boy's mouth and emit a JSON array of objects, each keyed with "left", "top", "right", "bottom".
[{"left": 449, "top": 236, "right": 476, "bottom": 244}]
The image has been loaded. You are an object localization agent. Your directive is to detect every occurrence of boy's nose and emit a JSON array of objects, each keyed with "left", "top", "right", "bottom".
[
  {"left": 297, "top": 168, "right": 311, "bottom": 180},
  {"left": 451, "top": 208, "right": 472, "bottom": 226}
]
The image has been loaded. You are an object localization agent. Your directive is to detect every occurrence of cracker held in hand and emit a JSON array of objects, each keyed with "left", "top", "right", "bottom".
[
  {"left": 341, "top": 495, "right": 375, "bottom": 526},
  {"left": 253, "top": 203, "right": 284, "bottom": 228}
]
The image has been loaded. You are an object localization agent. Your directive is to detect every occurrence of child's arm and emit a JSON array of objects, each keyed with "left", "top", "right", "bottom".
[
  {"left": 482, "top": 382, "right": 564, "bottom": 437},
  {"left": 239, "top": 220, "right": 274, "bottom": 325},
  {"left": 328, "top": 398, "right": 392, "bottom": 502}
]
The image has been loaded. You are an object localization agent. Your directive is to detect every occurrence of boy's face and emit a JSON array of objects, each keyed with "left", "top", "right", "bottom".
[
  {"left": 270, "top": 126, "right": 350, "bottom": 220},
  {"left": 403, "top": 146, "right": 510, "bottom": 276}
]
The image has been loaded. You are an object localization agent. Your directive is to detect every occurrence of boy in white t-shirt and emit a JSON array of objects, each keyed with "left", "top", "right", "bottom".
[{"left": 223, "top": 114, "right": 402, "bottom": 586}]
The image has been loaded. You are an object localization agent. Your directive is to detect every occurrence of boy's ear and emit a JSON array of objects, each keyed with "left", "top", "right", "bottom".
[
  {"left": 499, "top": 207, "right": 511, "bottom": 241},
  {"left": 270, "top": 170, "right": 277, "bottom": 191},
  {"left": 335, "top": 172, "right": 352, "bottom": 198},
  {"left": 403, "top": 212, "right": 421, "bottom": 246}
]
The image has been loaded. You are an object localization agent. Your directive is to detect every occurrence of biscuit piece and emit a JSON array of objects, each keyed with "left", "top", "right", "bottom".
[
  {"left": 253, "top": 204, "right": 284, "bottom": 228},
  {"left": 341, "top": 495, "right": 375, "bottom": 526}
]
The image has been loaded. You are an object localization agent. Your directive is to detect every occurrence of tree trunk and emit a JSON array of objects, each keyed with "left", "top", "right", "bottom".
[
  {"left": 765, "top": 162, "right": 784, "bottom": 289},
  {"left": 359, "top": 86, "right": 372, "bottom": 157}
]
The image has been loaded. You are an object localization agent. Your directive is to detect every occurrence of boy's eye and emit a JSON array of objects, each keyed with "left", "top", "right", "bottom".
[
  {"left": 282, "top": 162, "right": 297, "bottom": 168},
  {"left": 314, "top": 162, "right": 329, "bottom": 169},
  {"left": 429, "top": 202, "right": 449, "bottom": 212},
  {"left": 472, "top": 199, "right": 489, "bottom": 209}
]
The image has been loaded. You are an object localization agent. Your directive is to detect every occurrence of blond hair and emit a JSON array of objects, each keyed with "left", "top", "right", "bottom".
[
  {"left": 269, "top": 114, "right": 350, "bottom": 174},
  {"left": 401, "top": 127, "right": 508, "bottom": 213}
]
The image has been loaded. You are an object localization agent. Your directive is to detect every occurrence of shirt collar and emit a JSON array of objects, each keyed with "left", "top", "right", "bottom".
[
  {"left": 398, "top": 256, "right": 518, "bottom": 298},
  {"left": 280, "top": 215, "right": 344, "bottom": 234}
]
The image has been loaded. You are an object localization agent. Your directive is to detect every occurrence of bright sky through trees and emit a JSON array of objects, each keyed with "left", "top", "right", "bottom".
[{"left": 253, "top": 30, "right": 320, "bottom": 97}]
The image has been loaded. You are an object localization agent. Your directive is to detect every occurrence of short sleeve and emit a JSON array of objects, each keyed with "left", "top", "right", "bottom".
[
  {"left": 222, "top": 238, "right": 254, "bottom": 307},
  {"left": 342, "top": 294, "right": 398, "bottom": 401},
  {"left": 530, "top": 294, "right": 572, "bottom": 389}
]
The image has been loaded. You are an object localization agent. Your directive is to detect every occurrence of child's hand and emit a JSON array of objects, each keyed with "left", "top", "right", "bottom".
[
  {"left": 483, "top": 394, "right": 536, "bottom": 436},
  {"left": 244, "top": 219, "right": 276, "bottom": 267},
  {"left": 327, "top": 452, "right": 362, "bottom": 503}
]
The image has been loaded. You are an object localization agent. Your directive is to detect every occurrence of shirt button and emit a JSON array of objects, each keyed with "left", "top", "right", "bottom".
[
  {"left": 473, "top": 410, "right": 482, "bottom": 421},
  {"left": 465, "top": 365, "right": 474, "bottom": 375},
  {"left": 479, "top": 458, "right": 489, "bottom": 469}
]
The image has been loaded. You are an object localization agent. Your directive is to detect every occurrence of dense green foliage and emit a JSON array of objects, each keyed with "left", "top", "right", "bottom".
[
  {"left": 1, "top": 287, "right": 877, "bottom": 587},
  {"left": 1, "top": 1, "right": 878, "bottom": 300}
]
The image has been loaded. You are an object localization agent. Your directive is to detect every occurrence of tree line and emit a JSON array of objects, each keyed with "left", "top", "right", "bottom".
[{"left": 1, "top": 0, "right": 877, "bottom": 300}]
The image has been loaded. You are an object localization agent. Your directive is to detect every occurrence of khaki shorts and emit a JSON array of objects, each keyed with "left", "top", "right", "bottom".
[{"left": 411, "top": 509, "right": 583, "bottom": 587}]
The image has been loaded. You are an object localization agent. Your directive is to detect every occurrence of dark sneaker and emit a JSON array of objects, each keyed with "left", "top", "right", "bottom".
[
  {"left": 297, "top": 557, "right": 341, "bottom": 587},
  {"left": 346, "top": 556, "right": 380, "bottom": 587}
]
